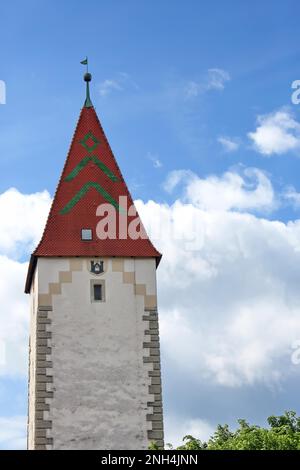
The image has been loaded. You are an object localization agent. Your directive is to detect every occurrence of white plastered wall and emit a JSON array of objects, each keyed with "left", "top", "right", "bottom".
[
  {"left": 33, "top": 256, "right": 157, "bottom": 450},
  {"left": 28, "top": 269, "right": 38, "bottom": 449}
]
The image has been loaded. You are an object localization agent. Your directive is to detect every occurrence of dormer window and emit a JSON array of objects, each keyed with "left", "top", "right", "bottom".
[{"left": 81, "top": 229, "right": 92, "bottom": 241}]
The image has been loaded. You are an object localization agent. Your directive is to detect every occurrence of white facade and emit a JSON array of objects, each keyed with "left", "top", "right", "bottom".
[{"left": 28, "top": 257, "right": 164, "bottom": 450}]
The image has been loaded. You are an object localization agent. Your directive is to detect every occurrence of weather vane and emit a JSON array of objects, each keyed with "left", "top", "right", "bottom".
[{"left": 80, "top": 56, "right": 89, "bottom": 72}]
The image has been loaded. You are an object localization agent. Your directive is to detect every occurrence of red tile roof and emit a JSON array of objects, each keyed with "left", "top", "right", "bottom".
[{"left": 25, "top": 105, "right": 161, "bottom": 292}]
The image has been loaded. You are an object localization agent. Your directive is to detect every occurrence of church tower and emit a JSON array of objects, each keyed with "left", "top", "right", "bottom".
[{"left": 25, "top": 69, "right": 164, "bottom": 450}]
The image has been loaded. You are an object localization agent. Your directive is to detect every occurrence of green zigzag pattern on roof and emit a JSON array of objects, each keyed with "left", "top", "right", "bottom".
[
  {"left": 60, "top": 182, "right": 125, "bottom": 215},
  {"left": 65, "top": 155, "right": 119, "bottom": 182}
]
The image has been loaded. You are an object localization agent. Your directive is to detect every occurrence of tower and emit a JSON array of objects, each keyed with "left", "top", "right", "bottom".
[{"left": 25, "top": 69, "right": 164, "bottom": 450}]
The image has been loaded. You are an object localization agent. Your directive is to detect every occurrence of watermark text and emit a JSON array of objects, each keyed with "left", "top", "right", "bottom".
[
  {"left": 0, "top": 80, "right": 6, "bottom": 104},
  {"left": 291, "top": 80, "right": 300, "bottom": 105}
]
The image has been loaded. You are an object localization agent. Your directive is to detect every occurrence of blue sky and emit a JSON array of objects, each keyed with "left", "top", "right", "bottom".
[{"left": 1, "top": 0, "right": 300, "bottom": 449}]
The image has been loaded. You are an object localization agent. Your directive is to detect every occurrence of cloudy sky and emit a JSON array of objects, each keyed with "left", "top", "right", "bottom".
[{"left": 1, "top": 0, "right": 300, "bottom": 449}]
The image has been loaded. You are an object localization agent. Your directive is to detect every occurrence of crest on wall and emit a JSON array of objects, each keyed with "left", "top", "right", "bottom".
[{"left": 90, "top": 260, "right": 104, "bottom": 275}]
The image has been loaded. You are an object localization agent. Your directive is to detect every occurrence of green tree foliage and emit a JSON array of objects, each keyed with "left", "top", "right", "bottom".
[{"left": 150, "top": 411, "right": 300, "bottom": 450}]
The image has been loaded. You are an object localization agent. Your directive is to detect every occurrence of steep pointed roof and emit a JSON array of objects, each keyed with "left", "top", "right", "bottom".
[{"left": 25, "top": 73, "right": 161, "bottom": 293}]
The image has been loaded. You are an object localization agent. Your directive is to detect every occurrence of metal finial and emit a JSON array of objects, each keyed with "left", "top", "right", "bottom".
[
  {"left": 80, "top": 57, "right": 93, "bottom": 108},
  {"left": 84, "top": 72, "right": 92, "bottom": 82}
]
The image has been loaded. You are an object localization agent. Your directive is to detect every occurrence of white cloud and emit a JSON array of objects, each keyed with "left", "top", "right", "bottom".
[
  {"left": 163, "top": 167, "right": 275, "bottom": 212},
  {"left": 0, "top": 256, "right": 29, "bottom": 377},
  {"left": 184, "top": 68, "right": 230, "bottom": 98},
  {"left": 283, "top": 187, "right": 300, "bottom": 207},
  {"left": 0, "top": 188, "right": 51, "bottom": 258},
  {"left": 99, "top": 79, "right": 123, "bottom": 97},
  {"left": 0, "top": 188, "right": 51, "bottom": 377},
  {"left": 207, "top": 68, "right": 230, "bottom": 90},
  {"left": 140, "top": 202, "right": 300, "bottom": 387},
  {"left": 218, "top": 136, "right": 239, "bottom": 152},
  {"left": 0, "top": 416, "right": 27, "bottom": 450},
  {"left": 153, "top": 160, "right": 162, "bottom": 169},
  {"left": 136, "top": 168, "right": 300, "bottom": 388},
  {"left": 147, "top": 152, "right": 162, "bottom": 169},
  {"left": 248, "top": 109, "right": 300, "bottom": 156},
  {"left": 99, "top": 73, "right": 138, "bottom": 97},
  {"left": 163, "top": 169, "right": 193, "bottom": 193},
  {"left": 164, "top": 415, "right": 215, "bottom": 447},
  {"left": 184, "top": 81, "right": 201, "bottom": 98}
]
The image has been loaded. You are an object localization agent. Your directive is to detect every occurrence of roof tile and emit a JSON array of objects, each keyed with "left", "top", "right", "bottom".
[{"left": 25, "top": 105, "right": 161, "bottom": 292}]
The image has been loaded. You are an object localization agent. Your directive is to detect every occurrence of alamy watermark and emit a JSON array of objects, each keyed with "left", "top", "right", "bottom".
[
  {"left": 0, "top": 80, "right": 6, "bottom": 104},
  {"left": 291, "top": 339, "right": 300, "bottom": 365},
  {"left": 0, "top": 339, "right": 5, "bottom": 367},
  {"left": 291, "top": 80, "right": 300, "bottom": 105},
  {"left": 288, "top": 82, "right": 300, "bottom": 363},
  {"left": 94, "top": 196, "right": 204, "bottom": 251}
]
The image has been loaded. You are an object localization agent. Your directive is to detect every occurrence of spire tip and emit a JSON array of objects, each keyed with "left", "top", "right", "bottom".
[{"left": 81, "top": 58, "right": 93, "bottom": 108}]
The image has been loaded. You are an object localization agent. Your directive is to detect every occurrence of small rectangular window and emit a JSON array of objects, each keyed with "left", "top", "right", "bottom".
[
  {"left": 81, "top": 229, "right": 92, "bottom": 240},
  {"left": 90, "top": 280, "right": 105, "bottom": 303},
  {"left": 93, "top": 284, "right": 102, "bottom": 301}
]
